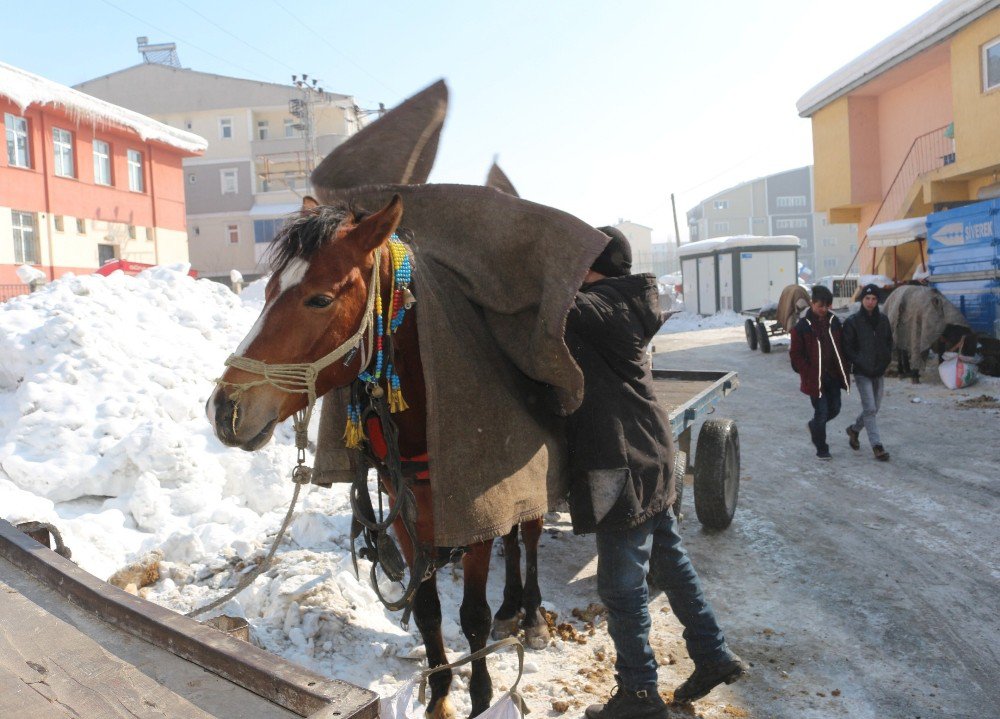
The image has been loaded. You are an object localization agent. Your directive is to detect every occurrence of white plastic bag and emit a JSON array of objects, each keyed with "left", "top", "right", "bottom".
[
  {"left": 938, "top": 352, "right": 981, "bottom": 390},
  {"left": 380, "top": 637, "right": 528, "bottom": 719}
]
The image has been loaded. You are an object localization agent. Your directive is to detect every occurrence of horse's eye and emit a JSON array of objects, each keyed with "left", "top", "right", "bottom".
[{"left": 305, "top": 295, "right": 334, "bottom": 309}]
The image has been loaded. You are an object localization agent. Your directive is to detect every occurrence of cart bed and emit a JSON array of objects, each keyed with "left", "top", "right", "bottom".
[{"left": 652, "top": 368, "right": 739, "bottom": 439}]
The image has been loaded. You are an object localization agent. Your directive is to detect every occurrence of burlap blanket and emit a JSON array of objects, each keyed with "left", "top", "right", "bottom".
[
  {"left": 776, "top": 284, "right": 810, "bottom": 333},
  {"left": 883, "top": 285, "right": 969, "bottom": 372},
  {"left": 311, "top": 184, "right": 608, "bottom": 546}
]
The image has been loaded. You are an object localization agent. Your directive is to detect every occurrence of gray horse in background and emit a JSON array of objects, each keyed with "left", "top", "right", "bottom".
[{"left": 883, "top": 285, "right": 969, "bottom": 382}]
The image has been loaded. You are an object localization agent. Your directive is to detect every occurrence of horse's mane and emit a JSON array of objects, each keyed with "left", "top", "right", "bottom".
[
  {"left": 265, "top": 203, "right": 413, "bottom": 275},
  {"left": 265, "top": 204, "right": 356, "bottom": 274}
]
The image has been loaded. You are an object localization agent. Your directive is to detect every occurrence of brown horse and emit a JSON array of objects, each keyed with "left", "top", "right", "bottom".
[{"left": 208, "top": 195, "right": 547, "bottom": 718}]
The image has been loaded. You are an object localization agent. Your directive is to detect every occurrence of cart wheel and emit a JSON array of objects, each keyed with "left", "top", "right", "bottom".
[
  {"left": 756, "top": 322, "right": 771, "bottom": 353},
  {"left": 744, "top": 319, "right": 758, "bottom": 350},
  {"left": 671, "top": 450, "right": 686, "bottom": 521},
  {"left": 694, "top": 419, "right": 740, "bottom": 530}
]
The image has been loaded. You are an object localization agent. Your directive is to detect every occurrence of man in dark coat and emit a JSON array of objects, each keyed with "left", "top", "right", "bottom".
[
  {"left": 790, "top": 285, "right": 850, "bottom": 460},
  {"left": 842, "top": 283, "right": 893, "bottom": 461},
  {"left": 567, "top": 227, "right": 744, "bottom": 719}
]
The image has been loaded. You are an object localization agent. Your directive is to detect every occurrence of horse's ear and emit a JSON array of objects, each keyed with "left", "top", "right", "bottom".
[
  {"left": 302, "top": 196, "right": 320, "bottom": 210},
  {"left": 350, "top": 195, "right": 403, "bottom": 253}
]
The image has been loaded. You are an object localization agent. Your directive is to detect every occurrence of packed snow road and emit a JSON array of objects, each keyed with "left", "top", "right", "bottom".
[{"left": 653, "top": 325, "right": 1000, "bottom": 719}]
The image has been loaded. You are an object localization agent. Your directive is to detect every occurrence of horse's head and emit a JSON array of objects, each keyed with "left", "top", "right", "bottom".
[{"left": 208, "top": 195, "right": 402, "bottom": 450}]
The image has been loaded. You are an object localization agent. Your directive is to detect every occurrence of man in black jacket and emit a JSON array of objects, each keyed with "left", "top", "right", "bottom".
[
  {"left": 842, "top": 284, "right": 893, "bottom": 461},
  {"left": 567, "top": 228, "right": 744, "bottom": 719}
]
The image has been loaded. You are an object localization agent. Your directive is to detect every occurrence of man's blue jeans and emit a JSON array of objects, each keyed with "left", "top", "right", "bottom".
[
  {"left": 808, "top": 373, "right": 843, "bottom": 453},
  {"left": 850, "top": 374, "right": 883, "bottom": 447},
  {"left": 595, "top": 509, "right": 729, "bottom": 690}
]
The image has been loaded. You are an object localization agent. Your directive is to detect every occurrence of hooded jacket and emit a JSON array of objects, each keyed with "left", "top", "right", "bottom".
[
  {"left": 564, "top": 274, "right": 675, "bottom": 535},
  {"left": 790, "top": 309, "right": 850, "bottom": 397},
  {"left": 842, "top": 306, "right": 893, "bottom": 378}
]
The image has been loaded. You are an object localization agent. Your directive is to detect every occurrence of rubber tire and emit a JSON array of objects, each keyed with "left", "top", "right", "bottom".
[
  {"left": 694, "top": 419, "right": 740, "bottom": 530},
  {"left": 756, "top": 322, "right": 771, "bottom": 353},
  {"left": 744, "top": 319, "right": 758, "bottom": 350}
]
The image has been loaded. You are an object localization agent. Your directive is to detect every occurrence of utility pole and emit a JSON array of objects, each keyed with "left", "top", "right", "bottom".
[
  {"left": 290, "top": 73, "right": 330, "bottom": 179},
  {"left": 670, "top": 193, "right": 682, "bottom": 248}
]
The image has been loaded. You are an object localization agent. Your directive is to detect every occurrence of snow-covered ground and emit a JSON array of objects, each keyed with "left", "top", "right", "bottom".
[{"left": 3, "top": 269, "right": 998, "bottom": 718}]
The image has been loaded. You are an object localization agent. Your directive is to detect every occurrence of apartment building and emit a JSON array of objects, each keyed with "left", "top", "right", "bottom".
[
  {"left": 686, "top": 166, "right": 859, "bottom": 277},
  {"left": 76, "top": 63, "right": 360, "bottom": 280},
  {"left": 798, "top": 0, "right": 1000, "bottom": 278},
  {"left": 1, "top": 62, "right": 205, "bottom": 296}
]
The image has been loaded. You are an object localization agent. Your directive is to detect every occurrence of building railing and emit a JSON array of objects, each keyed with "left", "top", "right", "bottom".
[
  {"left": 1, "top": 284, "right": 31, "bottom": 302},
  {"left": 870, "top": 125, "right": 952, "bottom": 228},
  {"left": 844, "top": 125, "right": 952, "bottom": 276}
]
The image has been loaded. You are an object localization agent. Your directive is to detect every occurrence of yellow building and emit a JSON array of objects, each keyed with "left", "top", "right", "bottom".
[{"left": 798, "top": 0, "right": 1000, "bottom": 279}]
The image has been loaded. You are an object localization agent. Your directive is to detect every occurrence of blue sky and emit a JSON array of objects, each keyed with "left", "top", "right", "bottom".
[{"left": 6, "top": 0, "right": 942, "bottom": 241}]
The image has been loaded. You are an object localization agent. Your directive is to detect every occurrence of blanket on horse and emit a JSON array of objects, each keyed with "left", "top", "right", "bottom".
[
  {"left": 312, "top": 183, "right": 609, "bottom": 546},
  {"left": 883, "top": 284, "right": 968, "bottom": 372}
]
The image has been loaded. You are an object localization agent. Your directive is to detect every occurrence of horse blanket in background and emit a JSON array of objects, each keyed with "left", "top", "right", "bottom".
[
  {"left": 313, "top": 183, "right": 609, "bottom": 547},
  {"left": 776, "top": 284, "right": 810, "bottom": 333},
  {"left": 883, "top": 285, "right": 969, "bottom": 374}
]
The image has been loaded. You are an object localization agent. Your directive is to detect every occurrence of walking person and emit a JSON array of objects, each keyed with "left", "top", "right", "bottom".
[
  {"left": 565, "top": 227, "right": 745, "bottom": 719},
  {"left": 842, "top": 284, "right": 893, "bottom": 461},
  {"left": 790, "top": 285, "right": 850, "bottom": 460}
]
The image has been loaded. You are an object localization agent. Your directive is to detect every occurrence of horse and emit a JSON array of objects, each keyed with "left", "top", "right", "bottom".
[
  {"left": 883, "top": 284, "right": 970, "bottom": 382},
  {"left": 208, "top": 195, "right": 548, "bottom": 719}
]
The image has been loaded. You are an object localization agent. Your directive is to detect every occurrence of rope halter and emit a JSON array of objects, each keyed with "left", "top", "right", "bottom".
[{"left": 216, "top": 247, "right": 383, "bottom": 458}]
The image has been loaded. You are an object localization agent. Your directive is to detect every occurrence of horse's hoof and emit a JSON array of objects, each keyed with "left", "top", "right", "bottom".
[
  {"left": 491, "top": 616, "right": 520, "bottom": 640},
  {"left": 426, "top": 696, "right": 457, "bottom": 719},
  {"left": 524, "top": 623, "right": 550, "bottom": 650}
]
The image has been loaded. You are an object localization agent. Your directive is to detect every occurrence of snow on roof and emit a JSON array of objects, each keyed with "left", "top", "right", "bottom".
[
  {"left": 0, "top": 61, "right": 207, "bottom": 154},
  {"left": 796, "top": 0, "right": 1000, "bottom": 117},
  {"left": 867, "top": 216, "right": 928, "bottom": 247},
  {"left": 679, "top": 235, "right": 801, "bottom": 257}
]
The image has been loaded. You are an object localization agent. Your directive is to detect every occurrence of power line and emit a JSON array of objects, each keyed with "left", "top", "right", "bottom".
[
  {"left": 268, "top": 0, "right": 400, "bottom": 97},
  {"left": 171, "top": 0, "right": 300, "bottom": 76},
  {"left": 97, "top": 0, "right": 269, "bottom": 82}
]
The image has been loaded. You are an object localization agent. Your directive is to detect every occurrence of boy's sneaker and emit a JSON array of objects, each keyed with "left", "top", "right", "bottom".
[
  {"left": 673, "top": 654, "right": 747, "bottom": 704},
  {"left": 585, "top": 685, "right": 669, "bottom": 719},
  {"left": 816, "top": 448, "right": 832, "bottom": 460},
  {"left": 873, "top": 445, "right": 890, "bottom": 462},
  {"left": 846, "top": 426, "right": 860, "bottom": 450}
]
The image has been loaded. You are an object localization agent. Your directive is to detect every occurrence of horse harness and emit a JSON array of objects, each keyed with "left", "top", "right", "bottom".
[{"left": 210, "top": 237, "right": 462, "bottom": 625}]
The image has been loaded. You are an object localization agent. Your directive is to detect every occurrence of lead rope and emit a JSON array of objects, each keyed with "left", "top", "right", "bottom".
[{"left": 188, "top": 250, "right": 383, "bottom": 618}]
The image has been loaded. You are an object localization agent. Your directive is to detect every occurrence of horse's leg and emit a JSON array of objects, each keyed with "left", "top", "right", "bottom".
[
  {"left": 517, "top": 517, "right": 550, "bottom": 649},
  {"left": 461, "top": 541, "right": 494, "bottom": 717},
  {"left": 490, "top": 525, "right": 523, "bottom": 640},
  {"left": 412, "top": 574, "right": 456, "bottom": 719}
]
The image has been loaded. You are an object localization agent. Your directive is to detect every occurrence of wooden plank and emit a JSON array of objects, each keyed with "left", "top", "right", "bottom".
[{"left": 0, "top": 520, "right": 378, "bottom": 719}]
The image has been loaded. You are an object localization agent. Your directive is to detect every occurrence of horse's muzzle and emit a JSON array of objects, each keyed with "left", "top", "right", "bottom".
[{"left": 208, "top": 389, "right": 278, "bottom": 451}]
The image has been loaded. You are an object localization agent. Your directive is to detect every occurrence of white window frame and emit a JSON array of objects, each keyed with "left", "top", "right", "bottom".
[
  {"left": 284, "top": 118, "right": 296, "bottom": 138},
  {"left": 219, "top": 117, "right": 233, "bottom": 140},
  {"left": 712, "top": 221, "right": 730, "bottom": 234},
  {"left": 12, "top": 210, "right": 40, "bottom": 264},
  {"left": 822, "top": 237, "right": 836, "bottom": 247},
  {"left": 221, "top": 168, "right": 239, "bottom": 195},
  {"left": 984, "top": 36, "right": 1000, "bottom": 92},
  {"left": 775, "top": 218, "right": 808, "bottom": 230},
  {"left": 776, "top": 195, "right": 807, "bottom": 208},
  {"left": 53, "top": 127, "right": 74, "bottom": 178},
  {"left": 257, "top": 120, "right": 270, "bottom": 140},
  {"left": 5, "top": 113, "right": 30, "bottom": 168},
  {"left": 823, "top": 257, "right": 838, "bottom": 269},
  {"left": 127, "top": 149, "right": 144, "bottom": 192},
  {"left": 227, "top": 223, "right": 240, "bottom": 244},
  {"left": 713, "top": 200, "right": 729, "bottom": 210},
  {"left": 93, "top": 139, "right": 111, "bottom": 186}
]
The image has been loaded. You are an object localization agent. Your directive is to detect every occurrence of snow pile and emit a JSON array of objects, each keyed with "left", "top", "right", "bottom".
[
  {"left": 0, "top": 61, "right": 207, "bottom": 153},
  {"left": 660, "top": 310, "right": 746, "bottom": 334}
]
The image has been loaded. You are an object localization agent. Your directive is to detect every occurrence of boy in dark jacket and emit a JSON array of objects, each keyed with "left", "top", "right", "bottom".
[
  {"left": 567, "top": 228, "right": 744, "bottom": 719},
  {"left": 790, "top": 285, "right": 850, "bottom": 460},
  {"left": 842, "top": 284, "right": 893, "bottom": 461}
]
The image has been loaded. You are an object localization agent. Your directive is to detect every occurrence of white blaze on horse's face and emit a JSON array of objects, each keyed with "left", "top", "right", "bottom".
[{"left": 234, "top": 258, "right": 312, "bottom": 356}]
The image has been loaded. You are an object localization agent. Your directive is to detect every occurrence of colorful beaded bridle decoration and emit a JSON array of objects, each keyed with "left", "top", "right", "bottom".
[{"left": 344, "top": 234, "right": 415, "bottom": 448}]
